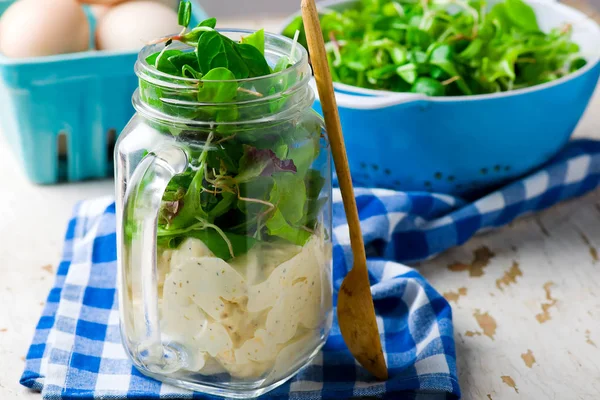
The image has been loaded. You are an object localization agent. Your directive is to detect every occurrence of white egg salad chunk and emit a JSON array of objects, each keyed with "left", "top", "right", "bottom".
[{"left": 157, "top": 233, "right": 332, "bottom": 379}]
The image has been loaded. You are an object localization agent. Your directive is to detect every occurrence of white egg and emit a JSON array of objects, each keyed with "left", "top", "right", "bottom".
[
  {"left": 79, "top": 0, "right": 178, "bottom": 5},
  {"left": 86, "top": 0, "right": 180, "bottom": 21},
  {"left": 78, "top": 0, "right": 121, "bottom": 5},
  {"left": 95, "top": 1, "right": 180, "bottom": 51},
  {"left": 0, "top": 0, "right": 90, "bottom": 58},
  {"left": 132, "top": 0, "right": 180, "bottom": 9},
  {"left": 89, "top": 4, "right": 111, "bottom": 19}
]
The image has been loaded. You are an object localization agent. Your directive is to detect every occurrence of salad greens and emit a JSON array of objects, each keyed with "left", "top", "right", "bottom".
[
  {"left": 283, "top": 0, "right": 587, "bottom": 96},
  {"left": 138, "top": 1, "right": 325, "bottom": 261},
  {"left": 146, "top": 15, "right": 269, "bottom": 81}
]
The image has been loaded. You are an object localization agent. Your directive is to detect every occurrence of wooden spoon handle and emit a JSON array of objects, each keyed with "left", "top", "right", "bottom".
[{"left": 301, "top": 0, "right": 367, "bottom": 273}]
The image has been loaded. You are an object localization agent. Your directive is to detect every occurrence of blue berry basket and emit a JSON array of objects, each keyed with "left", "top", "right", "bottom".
[
  {"left": 0, "top": 0, "right": 207, "bottom": 184},
  {"left": 0, "top": 0, "right": 11, "bottom": 15}
]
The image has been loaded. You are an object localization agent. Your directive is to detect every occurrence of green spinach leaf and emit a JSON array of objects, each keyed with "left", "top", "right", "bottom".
[
  {"left": 505, "top": 0, "right": 540, "bottom": 32},
  {"left": 197, "top": 30, "right": 229, "bottom": 74},
  {"left": 168, "top": 52, "right": 199, "bottom": 72},
  {"left": 411, "top": 77, "right": 445, "bottom": 96},
  {"left": 178, "top": 0, "right": 192, "bottom": 28},
  {"left": 241, "top": 29, "right": 266, "bottom": 55},
  {"left": 197, "top": 67, "right": 237, "bottom": 102},
  {"left": 236, "top": 43, "right": 272, "bottom": 77},
  {"left": 198, "top": 17, "right": 217, "bottom": 29},
  {"left": 265, "top": 209, "right": 311, "bottom": 246},
  {"left": 159, "top": 229, "right": 257, "bottom": 260}
]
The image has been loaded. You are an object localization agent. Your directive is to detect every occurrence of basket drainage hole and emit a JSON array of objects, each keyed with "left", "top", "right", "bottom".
[
  {"left": 57, "top": 131, "right": 67, "bottom": 160},
  {"left": 57, "top": 131, "right": 68, "bottom": 182}
]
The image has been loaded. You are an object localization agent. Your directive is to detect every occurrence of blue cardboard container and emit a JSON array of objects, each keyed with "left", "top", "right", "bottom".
[
  {"left": 0, "top": 1, "right": 207, "bottom": 184},
  {"left": 0, "top": 0, "right": 11, "bottom": 14}
]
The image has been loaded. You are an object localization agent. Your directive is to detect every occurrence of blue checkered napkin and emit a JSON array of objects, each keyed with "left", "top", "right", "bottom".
[
  {"left": 20, "top": 209, "right": 459, "bottom": 398},
  {"left": 335, "top": 139, "right": 600, "bottom": 264},
  {"left": 20, "top": 138, "right": 600, "bottom": 399}
]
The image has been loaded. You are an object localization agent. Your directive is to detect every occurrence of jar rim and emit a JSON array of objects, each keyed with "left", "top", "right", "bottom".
[
  {"left": 135, "top": 29, "right": 309, "bottom": 90},
  {"left": 133, "top": 28, "right": 314, "bottom": 127}
]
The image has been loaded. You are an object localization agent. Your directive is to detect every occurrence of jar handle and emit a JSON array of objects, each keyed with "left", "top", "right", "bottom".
[{"left": 120, "top": 145, "right": 188, "bottom": 374}]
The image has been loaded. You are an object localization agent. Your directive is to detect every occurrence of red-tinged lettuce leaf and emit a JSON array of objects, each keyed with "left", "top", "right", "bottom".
[
  {"left": 159, "top": 186, "right": 186, "bottom": 225},
  {"left": 235, "top": 146, "right": 297, "bottom": 183},
  {"left": 159, "top": 200, "right": 183, "bottom": 224}
]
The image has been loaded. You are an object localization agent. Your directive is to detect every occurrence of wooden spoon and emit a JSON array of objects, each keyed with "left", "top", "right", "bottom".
[{"left": 301, "top": 0, "right": 388, "bottom": 381}]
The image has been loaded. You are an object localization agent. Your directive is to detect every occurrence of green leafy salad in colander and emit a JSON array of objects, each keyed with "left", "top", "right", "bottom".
[{"left": 283, "top": 0, "right": 587, "bottom": 96}]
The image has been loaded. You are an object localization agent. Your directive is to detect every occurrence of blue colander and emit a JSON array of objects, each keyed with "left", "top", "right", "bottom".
[{"left": 285, "top": 0, "right": 600, "bottom": 196}]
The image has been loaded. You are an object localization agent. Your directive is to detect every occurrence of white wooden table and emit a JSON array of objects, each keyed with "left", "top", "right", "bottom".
[{"left": 1, "top": 16, "right": 600, "bottom": 400}]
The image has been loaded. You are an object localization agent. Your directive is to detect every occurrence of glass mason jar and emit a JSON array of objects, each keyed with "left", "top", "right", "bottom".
[{"left": 114, "top": 30, "right": 333, "bottom": 398}]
